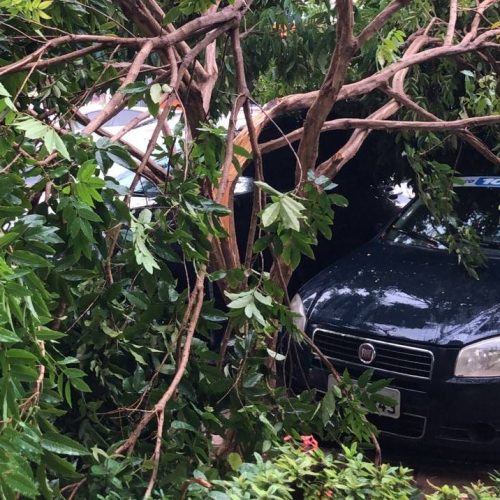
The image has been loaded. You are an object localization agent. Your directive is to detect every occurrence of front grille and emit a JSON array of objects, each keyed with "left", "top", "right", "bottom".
[{"left": 312, "top": 328, "right": 434, "bottom": 380}]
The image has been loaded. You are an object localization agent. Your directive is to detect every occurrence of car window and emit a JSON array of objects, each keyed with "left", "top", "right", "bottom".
[{"left": 386, "top": 185, "right": 500, "bottom": 250}]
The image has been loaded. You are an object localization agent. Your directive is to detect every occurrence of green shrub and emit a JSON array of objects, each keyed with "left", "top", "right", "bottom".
[{"left": 189, "top": 440, "right": 419, "bottom": 499}]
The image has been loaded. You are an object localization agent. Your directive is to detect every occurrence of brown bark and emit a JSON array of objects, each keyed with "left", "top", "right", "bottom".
[{"left": 295, "top": 0, "right": 355, "bottom": 188}]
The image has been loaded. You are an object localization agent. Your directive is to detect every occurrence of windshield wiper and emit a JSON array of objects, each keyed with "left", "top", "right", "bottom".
[{"left": 393, "top": 228, "right": 444, "bottom": 248}]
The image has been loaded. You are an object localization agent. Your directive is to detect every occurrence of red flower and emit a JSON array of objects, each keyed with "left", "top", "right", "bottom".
[
  {"left": 283, "top": 435, "right": 293, "bottom": 442},
  {"left": 300, "top": 434, "right": 318, "bottom": 452}
]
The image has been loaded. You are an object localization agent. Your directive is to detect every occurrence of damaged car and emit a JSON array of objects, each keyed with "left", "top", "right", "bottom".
[{"left": 289, "top": 176, "right": 500, "bottom": 456}]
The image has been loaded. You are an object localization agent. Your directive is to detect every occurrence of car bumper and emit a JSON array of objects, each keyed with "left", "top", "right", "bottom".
[{"left": 307, "top": 363, "right": 500, "bottom": 458}]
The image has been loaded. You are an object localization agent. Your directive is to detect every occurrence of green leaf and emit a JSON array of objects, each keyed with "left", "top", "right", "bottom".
[
  {"left": 243, "top": 372, "right": 263, "bottom": 388},
  {"left": 41, "top": 433, "right": 90, "bottom": 456},
  {"left": 121, "top": 82, "right": 149, "bottom": 94},
  {"left": 6, "top": 348, "right": 38, "bottom": 361},
  {"left": 130, "top": 350, "right": 147, "bottom": 365},
  {"left": 0, "top": 82, "right": 11, "bottom": 97},
  {"left": 44, "top": 129, "right": 69, "bottom": 159},
  {"left": 331, "top": 193, "right": 348, "bottom": 207},
  {"left": 253, "top": 235, "right": 271, "bottom": 253},
  {"left": 171, "top": 420, "right": 196, "bottom": 432},
  {"left": 77, "top": 207, "right": 102, "bottom": 222},
  {"left": 2, "top": 470, "right": 38, "bottom": 498},
  {"left": 36, "top": 327, "right": 66, "bottom": 341},
  {"left": 10, "top": 250, "right": 52, "bottom": 268},
  {"left": 227, "top": 452, "right": 242, "bottom": 471},
  {"left": 63, "top": 368, "right": 86, "bottom": 378},
  {"left": 163, "top": 6, "right": 181, "bottom": 24},
  {"left": 208, "top": 270, "right": 227, "bottom": 281},
  {"left": 0, "top": 232, "right": 19, "bottom": 249},
  {"left": 70, "top": 377, "right": 91, "bottom": 392},
  {"left": 261, "top": 202, "right": 280, "bottom": 227},
  {"left": 233, "top": 145, "right": 252, "bottom": 159},
  {"left": 225, "top": 291, "right": 253, "bottom": 309},
  {"left": 266, "top": 348, "right": 286, "bottom": 361},
  {"left": 150, "top": 83, "right": 162, "bottom": 104},
  {"left": 280, "top": 196, "right": 305, "bottom": 231},
  {"left": 321, "top": 387, "right": 336, "bottom": 426},
  {"left": 0, "top": 327, "right": 21, "bottom": 343},
  {"left": 5, "top": 282, "right": 32, "bottom": 297},
  {"left": 367, "top": 379, "right": 390, "bottom": 394},
  {"left": 357, "top": 369, "right": 373, "bottom": 389},
  {"left": 254, "top": 181, "right": 283, "bottom": 197},
  {"left": 14, "top": 116, "right": 49, "bottom": 139},
  {"left": 43, "top": 451, "right": 82, "bottom": 479},
  {"left": 254, "top": 290, "right": 272, "bottom": 306},
  {"left": 74, "top": 183, "right": 95, "bottom": 207},
  {"left": 0, "top": 206, "right": 25, "bottom": 217},
  {"left": 77, "top": 162, "right": 95, "bottom": 181}
]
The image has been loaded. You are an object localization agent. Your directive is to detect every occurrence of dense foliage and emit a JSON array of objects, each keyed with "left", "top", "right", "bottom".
[
  {"left": 0, "top": 0, "right": 498, "bottom": 498},
  {"left": 195, "top": 439, "right": 500, "bottom": 500}
]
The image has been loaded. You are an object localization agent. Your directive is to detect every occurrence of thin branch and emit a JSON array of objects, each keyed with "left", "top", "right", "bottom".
[
  {"left": 260, "top": 114, "right": 500, "bottom": 154},
  {"left": 243, "top": 99, "right": 265, "bottom": 269},
  {"left": 82, "top": 41, "right": 154, "bottom": 134},
  {"left": 383, "top": 86, "right": 500, "bottom": 166},
  {"left": 0, "top": 1, "right": 249, "bottom": 77},
  {"left": 115, "top": 268, "right": 206, "bottom": 457},
  {"left": 461, "top": 0, "right": 497, "bottom": 44},
  {"left": 73, "top": 110, "right": 166, "bottom": 181},
  {"left": 356, "top": 0, "right": 411, "bottom": 47},
  {"left": 0, "top": 35, "right": 148, "bottom": 77},
  {"left": 23, "top": 43, "right": 105, "bottom": 71},
  {"left": 445, "top": 0, "right": 458, "bottom": 45}
]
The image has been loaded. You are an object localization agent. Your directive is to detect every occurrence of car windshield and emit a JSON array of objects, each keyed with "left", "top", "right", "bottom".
[{"left": 386, "top": 180, "right": 500, "bottom": 251}]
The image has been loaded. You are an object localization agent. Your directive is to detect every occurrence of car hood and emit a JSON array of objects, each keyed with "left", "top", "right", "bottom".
[{"left": 303, "top": 239, "right": 500, "bottom": 347}]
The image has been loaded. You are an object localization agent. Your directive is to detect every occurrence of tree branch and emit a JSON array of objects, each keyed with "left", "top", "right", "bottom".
[
  {"left": 82, "top": 41, "right": 154, "bottom": 134},
  {"left": 115, "top": 268, "right": 207, "bottom": 457},
  {"left": 315, "top": 20, "right": 436, "bottom": 178},
  {"left": 315, "top": 114, "right": 500, "bottom": 132},
  {"left": 73, "top": 110, "right": 167, "bottom": 181},
  {"left": 260, "top": 114, "right": 500, "bottom": 154},
  {"left": 295, "top": 0, "right": 355, "bottom": 187},
  {"left": 382, "top": 86, "right": 500, "bottom": 166},
  {"left": 0, "top": 1, "right": 248, "bottom": 77},
  {"left": 462, "top": 0, "right": 498, "bottom": 44},
  {"left": 22, "top": 43, "right": 106, "bottom": 71},
  {"left": 444, "top": 0, "right": 458, "bottom": 45},
  {"left": 356, "top": 0, "right": 411, "bottom": 47}
]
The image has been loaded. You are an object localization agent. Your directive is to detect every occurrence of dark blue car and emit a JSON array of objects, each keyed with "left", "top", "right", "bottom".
[{"left": 290, "top": 176, "right": 500, "bottom": 456}]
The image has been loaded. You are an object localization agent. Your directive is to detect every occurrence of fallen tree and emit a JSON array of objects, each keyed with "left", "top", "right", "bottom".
[{"left": 0, "top": 0, "right": 498, "bottom": 497}]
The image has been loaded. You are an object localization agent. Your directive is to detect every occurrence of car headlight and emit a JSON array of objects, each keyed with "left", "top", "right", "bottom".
[
  {"left": 290, "top": 294, "right": 307, "bottom": 332},
  {"left": 455, "top": 337, "right": 500, "bottom": 377}
]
